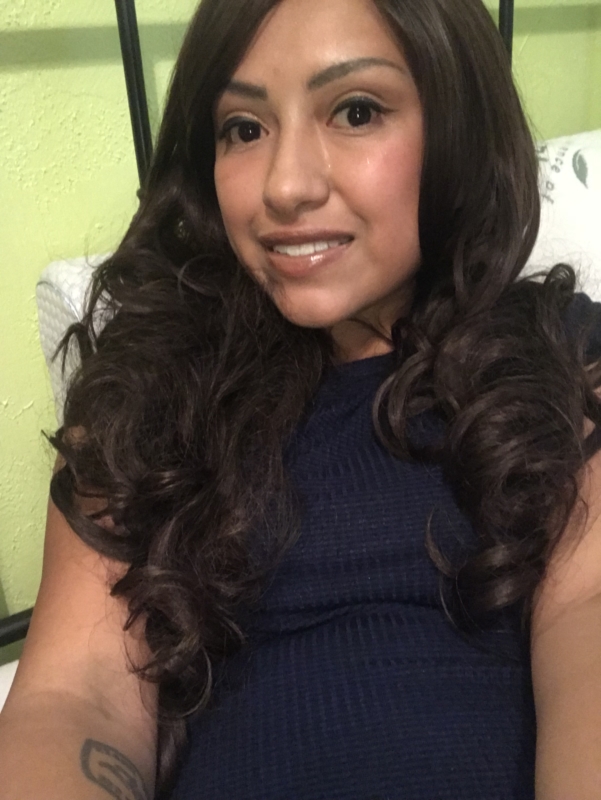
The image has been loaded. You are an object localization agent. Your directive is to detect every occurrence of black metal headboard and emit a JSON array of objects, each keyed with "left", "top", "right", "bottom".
[
  {"left": 499, "top": 0, "right": 515, "bottom": 59},
  {"left": 115, "top": 0, "right": 153, "bottom": 188},
  {"left": 0, "top": 0, "right": 516, "bottom": 652}
]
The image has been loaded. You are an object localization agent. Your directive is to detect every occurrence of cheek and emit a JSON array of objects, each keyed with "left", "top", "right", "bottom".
[
  {"left": 355, "top": 138, "right": 421, "bottom": 224},
  {"left": 345, "top": 135, "right": 423, "bottom": 277},
  {"left": 215, "top": 166, "right": 242, "bottom": 236},
  {"left": 214, "top": 160, "right": 260, "bottom": 261}
]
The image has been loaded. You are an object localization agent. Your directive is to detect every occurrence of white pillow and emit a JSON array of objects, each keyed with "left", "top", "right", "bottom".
[
  {"left": 525, "top": 129, "right": 601, "bottom": 299},
  {"left": 0, "top": 660, "right": 18, "bottom": 713},
  {"left": 36, "top": 255, "right": 108, "bottom": 424}
]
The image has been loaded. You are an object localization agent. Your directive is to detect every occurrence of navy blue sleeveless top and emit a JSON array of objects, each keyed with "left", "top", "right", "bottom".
[
  {"left": 171, "top": 294, "right": 601, "bottom": 800},
  {"left": 173, "top": 295, "right": 601, "bottom": 800}
]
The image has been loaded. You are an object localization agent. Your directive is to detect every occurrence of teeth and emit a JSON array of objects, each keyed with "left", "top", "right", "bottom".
[{"left": 272, "top": 239, "right": 349, "bottom": 257}]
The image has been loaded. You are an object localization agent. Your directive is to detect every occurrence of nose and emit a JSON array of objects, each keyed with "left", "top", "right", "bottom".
[{"left": 262, "top": 122, "right": 330, "bottom": 220}]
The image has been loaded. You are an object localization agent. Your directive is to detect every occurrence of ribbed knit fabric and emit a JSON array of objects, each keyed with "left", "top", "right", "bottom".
[{"left": 170, "top": 293, "right": 601, "bottom": 800}]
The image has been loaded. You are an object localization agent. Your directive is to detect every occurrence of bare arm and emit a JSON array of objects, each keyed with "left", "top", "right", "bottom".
[
  {"left": 0, "top": 693, "right": 153, "bottom": 800},
  {"left": 531, "top": 446, "right": 601, "bottom": 799},
  {"left": 0, "top": 498, "right": 158, "bottom": 800}
]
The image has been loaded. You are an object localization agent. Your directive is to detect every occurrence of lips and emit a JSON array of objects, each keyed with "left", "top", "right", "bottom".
[
  {"left": 258, "top": 230, "right": 354, "bottom": 252},
  {"left": 272, "top": 238, "right": 352, "bottom": 257},
  {"left": 261, "top": 232, "right": 353, "bottom": 279}
]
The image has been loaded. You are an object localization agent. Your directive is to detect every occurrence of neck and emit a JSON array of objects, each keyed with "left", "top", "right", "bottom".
[{"left": 331, "top": 320, "right": 393, "bottom": 363}]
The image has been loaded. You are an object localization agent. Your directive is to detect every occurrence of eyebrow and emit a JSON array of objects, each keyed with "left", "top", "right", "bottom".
[
  {"left": 222, "top": 57, "right": 407, "bottom": 101},
  {"left": 307, "top": 57, "right": 407, "bottom": 90}
]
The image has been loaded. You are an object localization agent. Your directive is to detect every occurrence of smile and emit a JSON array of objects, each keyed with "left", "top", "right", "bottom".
[
  {"left": 263, "top": 236, "right": 353, "bottom": 279},
  {"left": 271, "top": 238, "right": 353, "bottom": 257}
]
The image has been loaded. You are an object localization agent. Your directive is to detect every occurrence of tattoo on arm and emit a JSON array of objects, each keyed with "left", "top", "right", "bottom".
[{"left": 80, "top": 739, "right": 150, "bottom": 800}]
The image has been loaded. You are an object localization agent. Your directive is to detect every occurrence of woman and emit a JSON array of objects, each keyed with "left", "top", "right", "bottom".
[{"left": 2, "top": 0, "right": 601, "bottom": 797}]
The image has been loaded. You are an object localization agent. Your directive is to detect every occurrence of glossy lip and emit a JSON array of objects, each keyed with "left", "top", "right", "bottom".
[
  {"left": 263, "top": 237, "right": 353, "bottom": 279},
  {"left": 258, "top": 229, "right": 354, "bottom": 249}
]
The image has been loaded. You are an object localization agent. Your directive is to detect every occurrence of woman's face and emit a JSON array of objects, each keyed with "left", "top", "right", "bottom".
[{"left": 213, "top": 0, "right": 423, "bottom": 359}]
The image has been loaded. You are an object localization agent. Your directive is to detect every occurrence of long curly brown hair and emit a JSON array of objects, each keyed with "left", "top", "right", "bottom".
[{"left": 48, "top": 0, "right": 601, "bottom": 794}]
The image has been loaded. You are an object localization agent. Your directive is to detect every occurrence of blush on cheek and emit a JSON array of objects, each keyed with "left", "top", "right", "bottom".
[{"left": 358, "top": 138, "right": 422, "bottom": 211}]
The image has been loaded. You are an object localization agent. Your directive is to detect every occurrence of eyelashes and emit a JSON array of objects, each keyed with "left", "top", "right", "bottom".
[
  {"left": 217, "top": 96, "right": 388, "bottom": 146},
  {"left": 218, "top": 117, "right": 263, "bottom": 145},
  {"left": 330, "top": 96, "right": 386, "bottom": 128}
]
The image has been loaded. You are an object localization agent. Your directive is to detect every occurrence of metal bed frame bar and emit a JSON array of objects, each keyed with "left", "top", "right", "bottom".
[
  {"left": 115, "top": 0, "right": 153, "bottom": 187},
  {"left": 0, "top": 608, "right": 32, "bottom": 650},
  {"left": 0, "top": 0, "right": 516, "bottom": 653},
  {"left": 499, "top": 0, "right": 515, "bottom": 60}
]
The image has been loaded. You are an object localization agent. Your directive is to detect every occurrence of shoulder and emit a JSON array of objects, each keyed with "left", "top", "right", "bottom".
[
  {"left": 532, "top": 447, "right": 601, "bottom": 619},
  {"left": 528, "top": 296, "right": 601, "bottom": 791},
  {"left": 529, "top": 438, "right": 601, "bottom": 796}
]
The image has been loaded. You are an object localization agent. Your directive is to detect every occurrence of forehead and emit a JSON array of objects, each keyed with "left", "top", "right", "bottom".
[{"left": 231, "top": 0, "right": 405, "bottom": 80}]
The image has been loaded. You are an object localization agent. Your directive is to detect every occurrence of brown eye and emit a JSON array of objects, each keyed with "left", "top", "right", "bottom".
[
  {"left": 346, "top": 102, "right": 374, "bottom": 126},
  {"left": 220, "top": 118, "right": 263, "bottom": 145},
  {"left": 331, "top": 98, "right": 385, "bottom": 130},
  {"left": 236, "top": 121, "right": 262, "bottom": 142}
]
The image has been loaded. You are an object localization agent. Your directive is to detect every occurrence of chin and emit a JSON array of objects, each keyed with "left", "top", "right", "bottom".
[
  {"left": 272, "top": 298, "right": 351, "bottom": 330},
  {"left": 282, "top": 310, "right": 340, "bottom": 329}
]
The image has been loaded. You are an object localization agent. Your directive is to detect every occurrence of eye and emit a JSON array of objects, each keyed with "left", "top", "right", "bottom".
[
  {"left": 218, "top": 117, "right": 264, "bottom": 146},
  {"left": 330, "top": 97, "right": 386, "bottom": 129}
]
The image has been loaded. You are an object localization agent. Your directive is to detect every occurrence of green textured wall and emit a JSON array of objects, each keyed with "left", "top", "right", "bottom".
[
  {"left": 0, "top": 0, "right": 198, "bottom": 664},
  {"left": 1, "top": 0, "right": 600, "bottom": 665}
]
